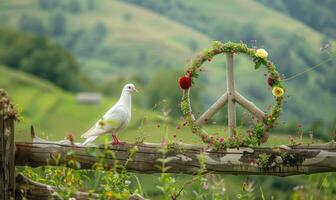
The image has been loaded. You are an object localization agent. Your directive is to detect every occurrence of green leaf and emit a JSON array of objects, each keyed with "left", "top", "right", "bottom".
[
  {"left": 255, "top": 60, "right": 262, "bottom": 70},
  {"left": 260, "top": 185, "right": 266, "bottom": 200},
  {"left": 156, "top": 185, "right": 164, "bottom": 192}
]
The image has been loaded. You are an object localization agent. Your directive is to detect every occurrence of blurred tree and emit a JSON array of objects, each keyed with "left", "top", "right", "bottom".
[
  {"left": 20, "top": 46, "right": 79, "bottom": 91},
  {"left": 0, "top": 28, "right": 80, "bottom": 91},
  {"left": 49, "top": 13, "right": 66, "bottom": 36},
  {"left": 75, "top": 22, "right": 106, "bottom": 57},
  {"left": 38, "top": 0, "right": 61, "bottom": 10},
  {"left": 0, "top": 29, "right": 44, "bottom": 69},
  {"left": 309, "top": 118, "right": 326, "bottom": 140},
  {"left": 64, "top": 29, "right": 84, "bottom": 49},
  {"left": 18, "top": 15, "right": 45, "bottom": 35},
  {"left": 87, "top": 0, "right": 96, "bottom": 10},
  {"left": 67, "top": 0, "right": 81, "bottom": 13},
  {"left": 94, "top": 22, "right": 107, "bottom": 37}
]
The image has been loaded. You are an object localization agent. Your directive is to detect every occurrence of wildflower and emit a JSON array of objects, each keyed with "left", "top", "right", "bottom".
[
  {"left": 125, "top": 180, "right": 131, "bottom": 186},
  {"left": 66, "top": 133, "right": 75, "bottom": 145},
  {"left": 267, "top": 77, "right": 275, "bottom": 87},
  {"left": 255, "top": 48, "right": 268, "bottom": 59},
  {"left": 105, "top": 191, "right": 113, "bottom": 198},
  {"left": 219, "top": 137, "right": 225, "bottom": 143},
  {"left": 272, "top": 86, "right": 284, "bottom": 97},
  {"left": 178, "top": 75, "right": 192, "bottom": 89},
  {"left": 203, "top": 182, "right": 209, "bottom": 190}
]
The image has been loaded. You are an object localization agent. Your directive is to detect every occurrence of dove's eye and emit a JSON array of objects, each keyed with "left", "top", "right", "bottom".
[{"left": 128, "top": 86, "right": 131, "bottom": 89}]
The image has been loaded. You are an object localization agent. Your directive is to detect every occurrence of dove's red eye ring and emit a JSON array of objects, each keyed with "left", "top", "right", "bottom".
[{"left": 179, "top": 41, "right": 284, "bottom": 149}]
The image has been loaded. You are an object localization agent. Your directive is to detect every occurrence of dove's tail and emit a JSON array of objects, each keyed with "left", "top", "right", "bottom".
[{"left": 82, "top": 136, "right": 98, "bottom": 146}]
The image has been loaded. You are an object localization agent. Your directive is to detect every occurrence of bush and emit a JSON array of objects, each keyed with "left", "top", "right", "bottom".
[
  {"left": 18, "top": 15, "right": 45, "bottom": 35},
  {"left": 38, "top": 0, "right": 61, "bottom": 10},
  {"left": 67, "top": 0, "right": 81, "bottom": 13},
  {"left": 0, "top": 28, "right": 80, "bottom": 91},
  {"left": 49, "top": 13, "right": 67, "bottom": 36}
]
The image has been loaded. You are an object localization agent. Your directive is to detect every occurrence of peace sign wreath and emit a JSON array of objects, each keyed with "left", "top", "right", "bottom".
[{"left": 179, "top": 41, "right": 285, "bottom": 149}]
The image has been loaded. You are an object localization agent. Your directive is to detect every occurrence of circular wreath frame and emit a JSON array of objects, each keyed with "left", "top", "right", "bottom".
[{"left": 180, "top": 41, "right": 284, "bottom": 149}]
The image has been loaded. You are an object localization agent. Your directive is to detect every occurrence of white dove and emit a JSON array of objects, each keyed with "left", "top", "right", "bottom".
[{"left": 81, "top": 83, "right": 138, "bottom": 145}]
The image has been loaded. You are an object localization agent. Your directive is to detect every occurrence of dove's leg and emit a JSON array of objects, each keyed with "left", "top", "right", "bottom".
[{"left": 112, "top": 134, "right": 122, "bottom": 145}]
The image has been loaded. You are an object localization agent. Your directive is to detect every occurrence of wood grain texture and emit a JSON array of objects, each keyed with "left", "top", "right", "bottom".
[
  {"left": 8, "top": 120, "right": 15, "bottom": 199},
  {"left": 226, "top": 53, "right": 236, "bottom": 136},
  {"left": 1, "top": 116, "right": 15, "bottom": 200},
  {"left": 15, "top": 137, "right": 336, "bottom": 177},
  {"left": 0, "top": 114, "right": 6, "bottom": 200}
]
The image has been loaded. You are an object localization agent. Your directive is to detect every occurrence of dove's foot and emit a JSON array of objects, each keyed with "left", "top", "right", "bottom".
[
  {"left": 112, "top": 135, "right": 125, "bottom": 145},
  {"left": 112, "top": 141, "right": 121, "bottom": 145},
  {"left": 111, "top": 141, "right": 127, "bottom": 145}
]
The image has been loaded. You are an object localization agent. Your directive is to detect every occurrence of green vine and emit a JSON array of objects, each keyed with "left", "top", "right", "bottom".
[{"left": 179, "top": 41, "right": 285, "bottom": 149}]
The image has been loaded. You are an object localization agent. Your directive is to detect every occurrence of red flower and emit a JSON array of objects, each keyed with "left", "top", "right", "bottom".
[
  {"left": 178, "top": 75, "right": 192, "bottom": 89},
  {"left": 267, "top": 77, "right": 275, "bottom": 87}
]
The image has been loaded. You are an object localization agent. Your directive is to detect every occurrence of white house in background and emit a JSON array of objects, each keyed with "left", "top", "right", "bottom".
[{"left": 76, "top": 92, "right": 102, "bottom": 105}]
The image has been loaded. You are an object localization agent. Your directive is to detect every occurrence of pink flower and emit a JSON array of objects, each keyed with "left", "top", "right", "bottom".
[{"left": 203, "top": 182, "right": 209, "bottom": 190}]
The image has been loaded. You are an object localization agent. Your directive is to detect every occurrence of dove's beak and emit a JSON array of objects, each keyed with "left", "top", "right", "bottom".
[{"left": 133, "top": 88, "right": 139, "bottom": 93}]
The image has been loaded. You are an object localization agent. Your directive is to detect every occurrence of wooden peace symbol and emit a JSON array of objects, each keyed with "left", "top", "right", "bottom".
[{"left": 179, "top": 41, "right": 284, "bottom": 147}]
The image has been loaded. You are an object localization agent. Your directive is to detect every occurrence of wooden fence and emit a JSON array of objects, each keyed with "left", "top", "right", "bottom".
[{"left": 1, "top": 90, "right": 336, "bottom": 199}]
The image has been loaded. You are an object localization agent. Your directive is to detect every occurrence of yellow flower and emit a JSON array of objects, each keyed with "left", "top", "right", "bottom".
[
  {"left": 105, "top": 191, "right": 114, "bottom": 198},
  {"left": 255, "top": 48, "right": 268, "bottom": 59},
  {"left": 272, "top": 87, "right": 284, "bottom": 97}
]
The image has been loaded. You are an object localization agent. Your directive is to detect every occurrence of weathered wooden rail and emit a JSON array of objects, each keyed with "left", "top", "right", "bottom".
[{"left": 15, "top": 138, "right": 336, "bottom": 177}]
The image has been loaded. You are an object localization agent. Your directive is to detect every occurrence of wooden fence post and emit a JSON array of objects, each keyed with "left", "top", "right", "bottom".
[{"left": 0, "top": 90, "right": 16, "bottom": 200}]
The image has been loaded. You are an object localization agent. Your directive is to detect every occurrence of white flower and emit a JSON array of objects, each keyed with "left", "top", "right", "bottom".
[
  {"left": 255, "top": 48, "right": 268, "bottom": 59},
  {"left": 125, "top": 180, "right": 131, "bottom": 186}
]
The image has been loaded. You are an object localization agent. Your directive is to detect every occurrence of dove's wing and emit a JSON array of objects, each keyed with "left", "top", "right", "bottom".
[{"left": 81, "top": 105, "right": 129, "bottom": 138}]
